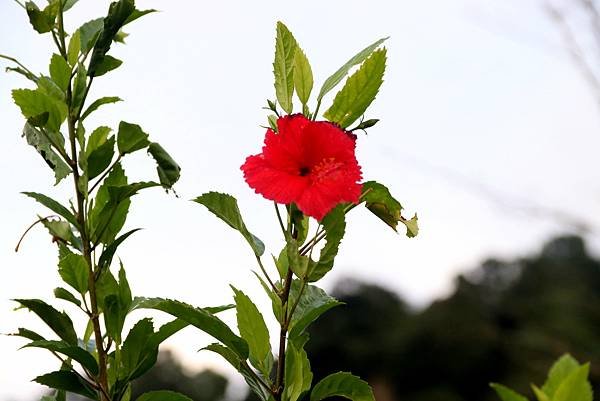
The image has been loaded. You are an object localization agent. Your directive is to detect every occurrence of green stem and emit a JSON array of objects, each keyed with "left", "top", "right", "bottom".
[
  {"left": 0, "top": 54, "right": 36, "bottom": 78},
  {"left": 55, "top": 9, "right": 109, "bottom": 400}
]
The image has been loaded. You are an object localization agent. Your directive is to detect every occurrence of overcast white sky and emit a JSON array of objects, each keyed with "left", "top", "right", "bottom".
[{"left": 1, "top": 0, "right": 600, "bottom": 399}]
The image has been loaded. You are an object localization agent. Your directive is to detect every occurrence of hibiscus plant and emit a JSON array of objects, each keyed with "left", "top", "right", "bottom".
[
  {"left": 138, "top": 21, "right": 419, "bottom": 401},
  {"left": 3, "top": 1, "right": 185, "bottom": 401},
  {"left": 4, "top": 1, "right": 419, "bottom": 400}
]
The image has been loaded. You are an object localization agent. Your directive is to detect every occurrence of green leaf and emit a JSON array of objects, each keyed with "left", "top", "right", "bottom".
[
  {"left": 93, "top": 55, "right": 123, "bottom": 77},
  {"left": 117, "top": 121, "right": 150, "bottom": 154},
  {"left": 58, "top": 246, "right": 89, "bottom": 294},
  {"left": 49, "top": 54, "right": 71, "bottom": 92},
  {"left": 541, "top": 354, "right": 580, "bottom": 398},
  {"left": 89, "top": 163, "right": 130, "bottom": 244},
  {"left": 98, "top": 228, "right": 141, "bottom": 271},
  {"left": 532, "top": 385, "right": 550, "bottom": 401},
  {"left": 72, "top": 62, "right": 88, "bottom": 110},
  {"left": 53, "top": 287, "right": 81, "bottom": 307},
  {"left": 81, "top": 96, "right": 122, "bottom": 120},
  {"left": 202, "top": 344, "right": 272, "bottom": 401},
  {"left": 43, "top": 219, "right": 81, "bottom": 250},
  {"left": 136, "top": 391, "right": 193, "bottom": 401},
  {"left": 232, "top": 287, "right": 273, "bottom": 376},
  {"left": 553, "top": 364, "right": 592, "bottom": 401},
  {"left": 67, "top": 30, "right": 81, "bottom": 66},
  {"left": 22, "top": 123, "right": 70, "bottom": 184},
  {"left": 288, "top": 281, "right": 342, "bottom": 339},
  {"left": 34, "top": 371, "right": 96, "bottom": 399},
  {"left": 124, "top": 8, "right": 157, "bottom": 25},
  {"left": 285, "top": 335, "right": 312, "bottom": 401},
  {"left": 194, "top": 192, "right": 265, "bottom": 256},
  {"left": 361, "top": 181, "right": 418, "bottom": 237},
  {"left": 135, "top": 298, "right": 249, "bottom": 359},
  {"left": 308, "top": 206, "right": 345, "bottom": 282},
  {"left": 490, "top": 383, "right": 529, "bottom": 401},
  {"left": 14, "top": 299, "right": 77, "bottom": 345},
  {"left": 87, "top": 135, "right": 115, "bottom": 180},
  {"left": 78, "top": 18, "right": 104, "bottom": 54},
  {"left": 317, "top": 37, "right": 388, "bottom": 102},
  {"left": 62, "top": 0, "right": 79, "bottom": 12},
  {"left": 273, "top": 21, "right": 298, "bottom": 114},
  {"left": 294, "top": 47, "right": 313, "bottom": 106},
  {"left": 103, "top": 265, "right": 132, "bottom": 344},
  {"left": 88, "top": 0, "right": 136, "bottom": 77},
  {"left": 324, "top": 48, "right": 386, "bottom": 128},
  {"left": 12, "top": 88, "right": 67, "bottom": 132},
  {"left": 286, "top": 239, "right": 309, "bottom": 279},
  {"left": 254, "top": 271, "right": 283, "bottom": 323},
  {"left": 121, "top": 318, "right": 155, "bottom": 379},
  {"left": 310, "top": 372, "right": 374, "bottom": 401},
  {"left": 25, "top": 1, "right": 57, "bottom": 34},
  {"left": 147, "top": 143, "right": 181, "bottom": 189},
  {"left": 10, "top": 327, "right": 46, "bottom": 341},
  {"left": 22, "top": 192, "right": 78, "bottom": 228},
  {"left": 24, "top": 340, "right": 98, "bottom": 375}
]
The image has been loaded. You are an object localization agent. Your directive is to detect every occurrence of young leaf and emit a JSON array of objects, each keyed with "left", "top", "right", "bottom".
[
  {"left": 361, "top": 181, "right": 418, "bottom": 238},
  {"left": 89, "top": 163, "right": 130, "bottom": 244},
  {"left": 53, "top": 287, "right": 81, "bottom": 307},
  {"left": 553, "top": 364, "right": 592, "bottom": 401},
  {"left": 22, "top": 123, "right": 71, "bottom": 184},
  {"left": 10, "top": 327, "right": 46, "bottom": 342},
  {"left": 541, "top": 354, "right": 580, "bottom": 398},
  {"left": 273, "top": 21, "right": 298, "bottom": 114},
  {"left": 136, "top": 391, "right": 193, "bottom": 401},
  {"left": 308, "top": 206, "right": 346, "bottom": 282},
  {"left": 135, "top": 298, "right": 249, "bottom": 359},
  {"left": 81, "top": 96, "right": 122, "bottom": 120},
  {"left": 25, "top": 1, "right": 57, "bottom": 34},
  {"left": 288, "top": 281, "right": 342, "bottom": 339},
  {"left": 323, "top": 48, "right": 386, "bottom": 128},
  {"left": 12, "top": 88, "right": 67, "bottom": 132},
  {"left": 22, "top": 192, "right": 79, "bottom": 228},
  {"left": 117, "top": 121, "right": 150, "bottom": 154},
  {"left": 88, "top": 0, "right": 136, "bottom": 77},
  {"left": 147, "top": 143, "right": 181, "bottom": 189},
  {"left": 232, "top": 287, "right": 273, "bottom": 376},
  {"left": 120, "top": 318, "right": 155, "bottom": 379},
  {"left": 67, "top": 30, "right": 81, "bottom": 66},
  {"left": 490, "top": 383, "right": 529, "bottom": 401},
  {"left": 202, "top": 344, "right": 272, "bottom": 401},
  {"left": 317, "top": 37, "right": 388, "bottom": 102},
  {"left": 23, "top": 340, "right": 99, "bottom": 375},
  {"left": 34, "top": 371, "right": 97, "bottom": 399},
  {"left": 87, "top": 135, "right": 115, "bottom": 179},
  {"left": 49, "top": 54, "right": 71, "bottom": 92},
  {"left": 13, "top": 299, "right": 77, "bottom": 345},
  {"left": 193, "top": 192, "right": 265, "bottom": 256},
  {"left": 58, "top": 246, "right": 89, "bottom": 294},
  {"left": 78, "top": 18, "right": 104, "bottom": 54},
  {"left": 285, "top": 335, "right": 313, "bottom": 401},
  {"left": 103, "top": 266, "right": 132, "bottom": 344},
  {"left": 294, "top": 47, "right": 313, "bottom": 106},
  {"left": 310, "top": 372, "right": 375, "bottom": 401},
  {"left": 532, "top": 385, "right": 550, "bottom": 401},
  {"left": 93, "top": 55, "right": 123, "bottom": 77},
  {"left": 98, "top": 228, "right": 141, "bottom": 271}
]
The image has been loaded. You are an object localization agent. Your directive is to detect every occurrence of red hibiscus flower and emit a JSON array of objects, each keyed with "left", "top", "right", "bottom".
[{"left": 241, "top": 114, "right": 362, "bottom": 220}]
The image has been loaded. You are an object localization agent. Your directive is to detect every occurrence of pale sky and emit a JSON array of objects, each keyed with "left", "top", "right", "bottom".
[{"left": 1, "top": 0, "right": 600, "bottom": 399}]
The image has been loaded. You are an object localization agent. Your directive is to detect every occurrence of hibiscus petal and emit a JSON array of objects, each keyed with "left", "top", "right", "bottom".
[{"left": 241, "top": 154, "right": 308, "bottom": 204}]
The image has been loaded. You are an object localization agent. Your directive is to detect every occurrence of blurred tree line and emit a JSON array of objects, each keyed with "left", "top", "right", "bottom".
[{"left": 67, "top": 235, "right": 600, "bottom": 401}]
